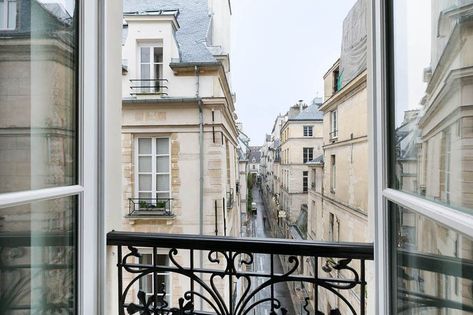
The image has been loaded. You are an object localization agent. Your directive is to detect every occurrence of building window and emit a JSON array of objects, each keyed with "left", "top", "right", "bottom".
[
  {"left": 139, "top": 254, "right": 171, "bottom": 300},
  {"left": 330, "top": 155, "right": 336, "bottom": 192},
  {"left": 136, "top": 137, "right": 171, "bottom": 205},
  {"left": 139, "top": 45, "right": 164, "bottom": 93},
  {"left": 0, "top": 0, "right": 16, "bottom": 30},
  {"left": 311, "top": 169, "right": 316, "bottom": 190},
  {"left": 330, "top": 110, "right": 338, "bottom": 140},
  {"left": 303, "top": 148, "right": 313, "bottom": 163},
  {"left": 303, "top": 171, "right": 308, "bottom": 192},
  {"left": 303, "top": 126, "right": 313, "bottom": 137}
]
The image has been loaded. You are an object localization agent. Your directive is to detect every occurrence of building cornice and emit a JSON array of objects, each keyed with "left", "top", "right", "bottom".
[{"left": 319, "top": 71, "right": 367, "bottom": 112}]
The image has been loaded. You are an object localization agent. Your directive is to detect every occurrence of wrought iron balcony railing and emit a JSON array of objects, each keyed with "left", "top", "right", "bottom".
[
  {"left": 107, "top": 231, "right": 374, "bottom": 315},
  {"left": 130, "top": 78, "right": 169, "bottom": 96},
  {"left": 128, "top": 198, "right": 174, "bottom": 218},
  {"left": 329, "top": 130, "right": 338, "bottom": 141}
]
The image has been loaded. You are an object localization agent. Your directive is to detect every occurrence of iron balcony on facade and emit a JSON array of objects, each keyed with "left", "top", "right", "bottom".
[
  {"left": 329, "top": 130, "right": 338, "bottom": 142},
  {"left": 107, "top": 231, "right": 374, "bottom": 315},
  {"left": 130, "top": 79, "right": 169, "bottom": 96},
  {"left": 128, "top": 198, "right": 174, "bottom": 218}
]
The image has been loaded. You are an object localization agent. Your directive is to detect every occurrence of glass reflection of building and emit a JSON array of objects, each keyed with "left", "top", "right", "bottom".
[
  {"left": 392, "top": 0, "right": 473, "bottom": 313},
  {"left": 0, "top": 0, "right": 78, "bottom": 313}
]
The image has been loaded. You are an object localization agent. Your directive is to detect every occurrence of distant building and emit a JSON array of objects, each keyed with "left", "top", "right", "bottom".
[
  {"left": 119, "top": 0, "right": 240, "bottom": 308},
  {"left": 248, "top": 146, "right": 261, "bottom": 175},
  {"left": 280, "top": 100, "right": 324, "bottom": 224}
]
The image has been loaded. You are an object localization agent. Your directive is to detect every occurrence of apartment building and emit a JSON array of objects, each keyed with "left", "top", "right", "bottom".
[
  {"left": 280, "top": 100, "right": 323, "bottom": 224},
  {"left": 247, "top": 146, "right": 261, "bottom": 175},
  {"left": 119, "top": 0, "right": 240, "bottom": 305}
]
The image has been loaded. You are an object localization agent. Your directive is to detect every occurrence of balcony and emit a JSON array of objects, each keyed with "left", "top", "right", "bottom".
[
  {"left": 130, "top": 79, "right": 169, "bottom": 96},
  {"left": 107, "top": 231, "right": 373, "bottom": 314},
  {"left": 127, "top": 198, "right": 174, "bottom": 219},
  {"left": 329, "top": 130, "right": 338, "bottom": 142}
]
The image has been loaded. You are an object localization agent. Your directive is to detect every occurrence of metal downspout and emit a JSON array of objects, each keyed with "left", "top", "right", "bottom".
[{"left": 196, "top": 66, "right": 204, "bottom": 308}]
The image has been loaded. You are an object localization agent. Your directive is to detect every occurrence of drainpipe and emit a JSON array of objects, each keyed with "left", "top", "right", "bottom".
[
  {"left": 195, "top": 66, "right": 204, "bottom": 308},
  {"left": 195, "top": 66, "right": 204, "bottom": 236}
]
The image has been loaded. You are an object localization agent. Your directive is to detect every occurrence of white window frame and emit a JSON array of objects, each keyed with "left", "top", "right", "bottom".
[
  {"left": 138, "top": 252, "right": 172, "bottom": 301},
  {"left": 330, "top": 110, "right": 338, "bottom": 139},
  {"left": 138, "top": 44, "right": 164, "bottom": 80},
  {"left": 371, "top": 1, "right": 473, "bottom": 314},
  {"left": 0, "top": 0, "right": 16, "bottom": 30},
  {"left": 303, "top": 125, "right": 313, "bottom": 137},
  {"left": 0, "top": 0, "right": 117, "bottom": 313},
  {"left": 134, "top": 136, "right": 171, "bottom": 203},
  {"left": 303, "top": 147, "right": 313, "bottom": 163}
]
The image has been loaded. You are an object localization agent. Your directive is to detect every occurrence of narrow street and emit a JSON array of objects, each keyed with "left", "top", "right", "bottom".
[{"left": 247, "top": 185, "right": 296, "bottom": 315}]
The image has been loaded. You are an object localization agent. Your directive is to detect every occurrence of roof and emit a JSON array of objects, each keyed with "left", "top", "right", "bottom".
[
  {"left": 248, "top": 146, "right": 261, "bottom": 163},
  {"left": 307, "top": 154, "right": 324, "bottom": 165},
  {"left": 289, "top": 103, "right": 324, "bottom": 121},
  {"left": 123, "top": 0, "right": 216, "bottom": 63}
]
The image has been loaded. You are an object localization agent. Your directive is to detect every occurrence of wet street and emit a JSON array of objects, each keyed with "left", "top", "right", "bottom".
[{"left": 247, "top": 186, "right": 296, "bottom": 315}]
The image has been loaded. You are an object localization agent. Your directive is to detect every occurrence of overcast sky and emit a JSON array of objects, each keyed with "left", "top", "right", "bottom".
[{"left": 231, "top": 0, "right": 357, "bottom": 145}]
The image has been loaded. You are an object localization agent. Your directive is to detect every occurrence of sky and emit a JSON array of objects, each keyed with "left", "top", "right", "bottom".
[{"left": 231, "top": 0, "right": 357, "bottom": 145}]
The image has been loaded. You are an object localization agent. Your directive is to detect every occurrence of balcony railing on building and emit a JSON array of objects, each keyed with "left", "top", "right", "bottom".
[
  {"left": 130, "top": 78, "right": 169, "bottom": 96},
  {"left": 128, "top": 198, "right": 174, "bottom": 218},
  {"left": 329, "top": 130, "right": 338, "bottom": 141},
  {"left": 107, "top": 231, "right": 373, "bottom": 315}
]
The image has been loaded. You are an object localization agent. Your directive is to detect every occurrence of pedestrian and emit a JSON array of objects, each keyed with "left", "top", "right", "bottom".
[{"left": 263, "top": 215, "right": 266, "bottom": 227}]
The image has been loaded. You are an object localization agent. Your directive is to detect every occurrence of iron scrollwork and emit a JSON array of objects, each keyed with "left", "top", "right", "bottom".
[{"left": 110, "top": 233, "right": 372, "bottom": 315}]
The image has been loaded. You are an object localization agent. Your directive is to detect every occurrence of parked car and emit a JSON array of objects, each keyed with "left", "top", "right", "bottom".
[{"left": 251, "top": 202, "right": 257, "bottom": 215}]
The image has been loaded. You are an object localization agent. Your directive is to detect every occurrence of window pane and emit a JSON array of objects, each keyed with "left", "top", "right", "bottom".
[
  {"left": 391, "top": 203, "right": 473, "bottom": 313},
  {"left": 0, "top": 196, "right": 77, "bottom": 313},
  {"left": 139, "top": 174, "right": 152, "bottom": 191},
  {"left": 139, "top": 156, "right": 152, "bottom": 172},
  {"left": 390, "top": 0, "right": 473, "bottom": 214},
  {"left": 140, "top": 64, "right": 150, "bottom": 80},
  {"left": 157, "top": 192, "right": 170, "bottom": 200},
  {"left": 156, "top": 174, "right": 169, "bottom": 191},
  {"left": 138, "top": 138, "right": 151, "bottom": 154},
  {"left": 0, "top": 1, "right": 4, "bottom": 28},
  {"left": 7, "top": 0, "right": 15, "bottom": 29},
  {"left": 156, "top": 138, "right": 169, "bottom": 154},
  {"left": 140, "top": 47, "right": 150, "bottom": 63},
  {"left": 139, "top": 192, "right": 152, "bottom": 199},
  {"left": 0, "top": 0, "right": 78, "bottom": 193},
  {"left": 154, "top": 47, "right": 163, "bottom": 63},
  {"left": 157, "top": 156, "right": 169, "bottom": 173}
]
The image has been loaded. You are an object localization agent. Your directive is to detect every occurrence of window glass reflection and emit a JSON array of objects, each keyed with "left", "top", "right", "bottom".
[
  {"left": 0, "top": 0, "right": 78, "bottom": 193},
  {"left": 0, "top": 196, "right": 77, "bottom": 313},
  {"left": 391, "top": 0, "right": 473, "bottom": 214},
  {"left": 392, "top": 203, "right": 473, "bottom": 314}
]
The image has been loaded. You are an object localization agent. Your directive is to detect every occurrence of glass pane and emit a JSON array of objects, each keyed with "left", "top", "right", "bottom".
[
  {"left": 0, "top": 196, "right": 77, "bottom": 313},
  {"left": 157, "top": 192, "right": 170, "bottom": 200},
  {"left": 154, "top": 47, "right": 163, "bottom": 63},
  {"left": 156, "top": 138, "right": 169, "bottom": 154},
  {"left": 7, "top": 0, "right": 15, "bottom": 29},
  {"left": 156, "top": 174, "right": 169, "bottom": 191},
  {"left": 138, "top": 138, "right": 151, "bottom": 154},
  {"left": 390, "top": 0, "right": 473, "bottom": 214},
  {"left": 157, "top": 156, "right": 169, "bottom": 173},
  {"left": 140, "top": 64, "right": 150, "bottom": 80},
  {"left": 139, "top": 156, "right": 152, "bottom": 172},
  {"left": 391, "top": 203, "right": 473, "bottom": 313},
  {"left": 140, "top": 47, "right": 150, "bottom": 63},
  {"left": 139, "top": 174, "right": 152, "bottom": 191},
  {"left": 0, "top": 1, "right": 4, "bottom": 28},
  {"left": 138, "top": 192, "right": 152, "bottom": 199},
  {"left": 0, "top": 0, "right": 78, "bottom": 193}
]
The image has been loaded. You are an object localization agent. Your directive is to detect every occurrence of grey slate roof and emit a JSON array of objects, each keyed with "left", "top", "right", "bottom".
[
  {"left": 307, "top": 154, "right": 324, "bottom": 165},
  {"left": 123, "top": 0, "right": 217, "bottom": 63},
  {"left": 248, "top": 146, "right": 261, "bottom": 163},
  {"left": 291, "top": 103, "right": 324, "bottom": 121}
]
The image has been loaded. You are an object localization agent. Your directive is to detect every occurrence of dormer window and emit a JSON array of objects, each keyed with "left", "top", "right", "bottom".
[
  {"left": 0, "top": 0, "right": 17, "bottom": 30},
  {"left": 333, "top": 67, "right": 340, "bottom": 93}
]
